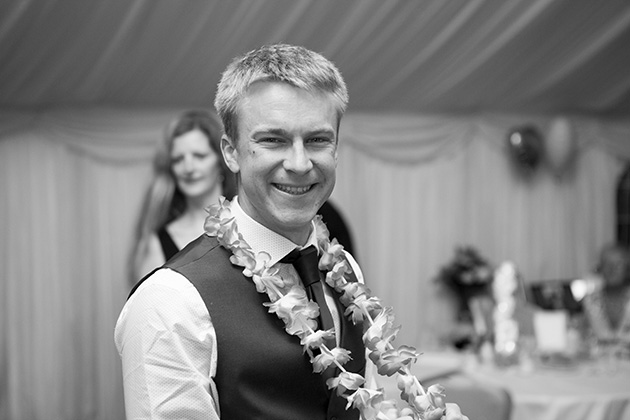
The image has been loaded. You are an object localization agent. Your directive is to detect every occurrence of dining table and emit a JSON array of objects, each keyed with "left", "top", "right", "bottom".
[
  {"left": 470, "top": 354, "right": 630, "bottom": 420},
  {"left": 382, "top": 349, "right": 630, "bottom": 420}
]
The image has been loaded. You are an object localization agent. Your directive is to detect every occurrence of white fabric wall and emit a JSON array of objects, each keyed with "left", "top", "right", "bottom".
[{"left": 0, "top": 107, "right": 627, "bottom": 420}]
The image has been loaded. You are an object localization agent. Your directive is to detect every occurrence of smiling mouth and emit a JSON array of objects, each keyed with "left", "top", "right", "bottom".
[{"left": 274, "top": 183, "right": 313, "bottom": 195}]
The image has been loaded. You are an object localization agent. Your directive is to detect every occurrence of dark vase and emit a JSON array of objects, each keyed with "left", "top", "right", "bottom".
[{"left": 457, "top": 284, "right": 490, "bottom": 321}]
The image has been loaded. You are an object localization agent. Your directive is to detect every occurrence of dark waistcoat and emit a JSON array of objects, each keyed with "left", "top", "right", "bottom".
[{"left": 162, "top": 234, "right": 366, "bottom": 420}]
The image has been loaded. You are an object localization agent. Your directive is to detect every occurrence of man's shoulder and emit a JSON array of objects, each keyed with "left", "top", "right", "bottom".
[{"left": 167, "top": 234, "right": 228, "bottom": 269}]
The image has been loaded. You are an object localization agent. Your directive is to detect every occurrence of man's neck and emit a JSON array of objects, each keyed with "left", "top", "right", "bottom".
[
  {"left": 235, "top": 196, "right": 313, "bottom": 246},
  {"left": 230, "top": 197, "right": 317, "bottom": 265}
]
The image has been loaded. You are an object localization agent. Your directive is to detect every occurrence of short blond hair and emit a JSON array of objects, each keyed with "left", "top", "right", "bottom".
[{"left": 214, "top": 44, "right": 348, "bottom": 141}]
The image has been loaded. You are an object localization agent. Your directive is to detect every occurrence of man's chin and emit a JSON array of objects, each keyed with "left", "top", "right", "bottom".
[
  {"left": 275, "top": 196, "right": 319, "bottom": 214},
  {"left": 274, "top": 211, "right": 318, "bottom": 232},
  {"left": 281, "top": 213, "right": 317, "bottom": 228}
]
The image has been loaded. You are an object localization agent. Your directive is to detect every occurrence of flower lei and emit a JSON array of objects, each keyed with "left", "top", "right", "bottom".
[{"left": 204, "top": 197, "right": 447, "bottom": 420}]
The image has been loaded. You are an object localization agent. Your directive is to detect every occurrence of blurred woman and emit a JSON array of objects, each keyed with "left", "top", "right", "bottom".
[
  {"left": 129, "top": 110, "right": 236, "bottom": 282},
  {"left": 582, "top": 243, "right": 630, "bottom": 343}
]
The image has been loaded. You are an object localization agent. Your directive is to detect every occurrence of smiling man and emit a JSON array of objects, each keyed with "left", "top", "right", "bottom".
[
  {"left": 115, "top": 44, "right": 468, "bottom": 420},
  {"left": 222, "top": 80, "right": 339, "bottom": 245}
]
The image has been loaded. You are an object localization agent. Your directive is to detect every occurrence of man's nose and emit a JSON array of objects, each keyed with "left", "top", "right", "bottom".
[{"left": 284, "top": 141, "right": 313, "bottom": 173}]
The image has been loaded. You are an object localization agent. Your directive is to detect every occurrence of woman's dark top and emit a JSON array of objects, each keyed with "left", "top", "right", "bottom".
[{"left": 157, "top": 226, "right": 179, "bottom": 260}]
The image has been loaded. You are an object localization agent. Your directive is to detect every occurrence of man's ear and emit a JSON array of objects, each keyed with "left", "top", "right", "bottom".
[{"left": 221, "top": 135, "right": 240, "bottom": 174}]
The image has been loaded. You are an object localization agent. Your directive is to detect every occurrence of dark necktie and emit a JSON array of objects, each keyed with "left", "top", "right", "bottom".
[{"left": 281, "top": 245, "right": 335, "bottom": 345}]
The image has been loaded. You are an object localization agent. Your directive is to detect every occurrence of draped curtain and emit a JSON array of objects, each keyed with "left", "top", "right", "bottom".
[{"left": 1, "top": 107, "right": 628, "bottom": 420}]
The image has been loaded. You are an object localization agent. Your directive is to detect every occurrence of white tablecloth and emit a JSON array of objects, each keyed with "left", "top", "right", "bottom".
[
  {"left": 377, "top": 351, "right": 630, "bottom": 420},
  {"left": 465, "top": 358, "right": 630, "bottom": 420}
]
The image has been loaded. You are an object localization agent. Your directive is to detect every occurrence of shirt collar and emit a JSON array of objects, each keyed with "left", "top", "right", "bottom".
[{"left": 231, "top": 196, "right": 319, "bottom": 266}]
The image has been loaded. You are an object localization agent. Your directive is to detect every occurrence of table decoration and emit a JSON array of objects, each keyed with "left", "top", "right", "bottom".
[
  {"left": 436, "top": 246, "right": 495, "bottom": 352},
  {"left": 492, "top": 261, "right": 520, "bottom": 367}
]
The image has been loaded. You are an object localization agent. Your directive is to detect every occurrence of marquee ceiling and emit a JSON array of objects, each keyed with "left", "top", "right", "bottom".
[{"left": 1, "top": 0, "right": 629, "bottom": 116}]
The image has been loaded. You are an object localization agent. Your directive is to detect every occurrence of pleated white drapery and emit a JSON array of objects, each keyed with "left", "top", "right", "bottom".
[{"left": 0, "top": 107, "right": 628, "bottom": 419}]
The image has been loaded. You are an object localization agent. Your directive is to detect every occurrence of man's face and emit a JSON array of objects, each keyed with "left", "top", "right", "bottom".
[{"left": 222, "top": 81, "right": 339, "bottom": 245}]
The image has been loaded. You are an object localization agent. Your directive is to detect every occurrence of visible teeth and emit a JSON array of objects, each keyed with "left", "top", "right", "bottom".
[{"left": 275, "top": 184, "right": 311, "bottom": 194}]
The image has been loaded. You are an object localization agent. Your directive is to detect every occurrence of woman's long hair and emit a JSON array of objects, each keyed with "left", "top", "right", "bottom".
[{"left": 128, "top": 110, "right": 237, "bottom": 283}]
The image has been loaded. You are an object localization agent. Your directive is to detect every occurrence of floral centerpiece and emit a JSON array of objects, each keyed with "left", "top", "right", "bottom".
[
  {"left": 435, "top": 246, "right": 495, "bottom": 350},
  {"left": 204, "top": 197, "right": 448, "bottom": 420}
]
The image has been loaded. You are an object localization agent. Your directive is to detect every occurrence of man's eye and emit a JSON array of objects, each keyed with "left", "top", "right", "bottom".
[
  {"left": 261, "top": 137, "right": 283, "bottom": 144},
  {"left": 308, "top": 137, "right": 333, "bottom": 144}
]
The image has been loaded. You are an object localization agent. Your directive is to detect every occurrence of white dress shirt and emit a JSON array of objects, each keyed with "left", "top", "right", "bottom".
[{"left": 114, "top": 198, "right": 365, "bottom": 420}]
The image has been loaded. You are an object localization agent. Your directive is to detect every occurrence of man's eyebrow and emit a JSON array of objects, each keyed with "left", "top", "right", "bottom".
[
  {"left": 252, "top": 127, "right": 336, "bottom": 138},
  {"left": 252, "top": 128, "right": 290, "bottom": 137},
  {"left": 307, "top": 128, "right": 336, "bottom": 137}
]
